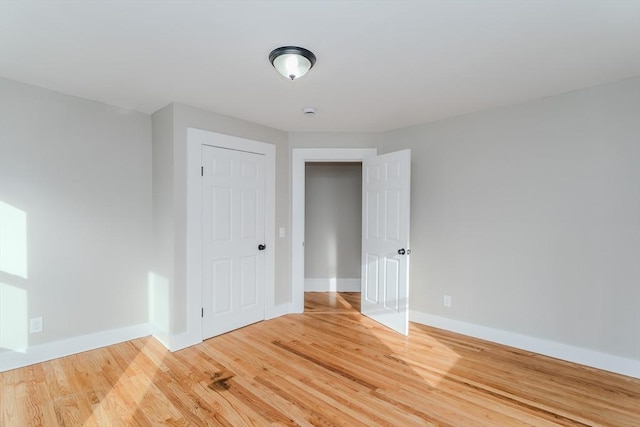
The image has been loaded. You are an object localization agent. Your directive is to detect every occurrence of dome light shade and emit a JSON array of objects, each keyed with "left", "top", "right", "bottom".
[{"left": 269, "top": 46, "right": 316, "bottom": 80}]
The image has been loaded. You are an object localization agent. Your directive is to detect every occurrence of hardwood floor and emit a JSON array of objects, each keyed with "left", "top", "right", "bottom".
[{"left": 2, "top": 292, "right": 638, "bottom": 426}]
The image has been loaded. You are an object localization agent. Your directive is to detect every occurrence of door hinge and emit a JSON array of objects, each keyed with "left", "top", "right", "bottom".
[
  {"left": 201, "top": 166, "right": 203, "bottom": 176},
  {"left": 201, "top": 307, "right": 204, "bottom": 318}
]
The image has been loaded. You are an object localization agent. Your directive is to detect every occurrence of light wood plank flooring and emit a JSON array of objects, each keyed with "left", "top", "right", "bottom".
[{"left": 2, "top": 292, "right": 638, "bottom": 426}]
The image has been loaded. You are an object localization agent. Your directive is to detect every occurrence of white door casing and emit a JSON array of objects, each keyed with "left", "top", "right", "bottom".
[
  {"left": 201, "top": 145, "right": 266, "bottom": 339},
  {"left": 361, "top": 150, "right": 411, "bottom": 335},
  {"left": 182, "top": 128, "right": 274, "bottom": 352}
]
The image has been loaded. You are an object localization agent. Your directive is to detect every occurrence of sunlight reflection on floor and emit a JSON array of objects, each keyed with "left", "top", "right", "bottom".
[
  {"left": 367, "top": 320, "right": 462, "bottom": 388},
  {"left": 307, "top": 292, "right": 462, "bottom": 388},
  {"left": 82, "top": 339, "right": 167, "bottom": 426}
]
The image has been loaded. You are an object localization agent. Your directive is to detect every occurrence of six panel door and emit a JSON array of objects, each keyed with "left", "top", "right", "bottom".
[
  {"left": 361, "top": 150, "right": 411, "bottom": 335},
  {"left": 201, "top": 145, "right": 266, "bottom": 339}
]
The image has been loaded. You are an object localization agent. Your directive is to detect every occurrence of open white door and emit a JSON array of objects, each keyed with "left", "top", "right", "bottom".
[{"left": 361, "top": 149, "right": 411, "bottom": 335}]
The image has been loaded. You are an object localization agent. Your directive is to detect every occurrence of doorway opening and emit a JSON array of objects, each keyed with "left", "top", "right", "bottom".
[
  {"left": 304, "top": 162, "right": 362, "bottom": 313},
  {"left": 291, "top": 148, "right": 377, "bottom": 313},
  {"left": 304, "top": 292, "right": 361, "bottom": 314},
  {"left": 292, "top": 147, "right": 412, "bottom": 335}
]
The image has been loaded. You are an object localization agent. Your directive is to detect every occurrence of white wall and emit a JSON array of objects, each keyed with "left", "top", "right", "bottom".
[
  {"left": 376, "top": 77, "right": 640, "bottom": 361},
  {"left": 289, "top": 132, "right": 377, "bottom": 150},
  {"left": 0, "top": 78, "right": 151, "bottom": 357},
  {"left": 304, "top": 162, "right": 362, "bottom": 290}
]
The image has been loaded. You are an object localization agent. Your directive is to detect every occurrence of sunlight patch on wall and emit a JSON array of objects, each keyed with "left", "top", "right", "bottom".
[
  {"left": 0, "top": 282, "right": 28, "bottom": 352},
  {"left": 148, "top": 272, "right": 170, "bottom": 334},
  {"left": 326, "top": 230, "right": 337, "bottom": 278},
  {"left": 0, "top": 201, "right": 28, "bottom": 279}
]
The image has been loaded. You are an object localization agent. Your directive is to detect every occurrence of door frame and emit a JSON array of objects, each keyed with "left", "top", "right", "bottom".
[
  {"left": 291, "top": 148, "right": 377, "bottom": 313},
  {"left": 187, "top": 128, "right": 275, "bottom": 344}
]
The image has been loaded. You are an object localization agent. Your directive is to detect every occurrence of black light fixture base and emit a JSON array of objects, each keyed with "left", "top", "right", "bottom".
[{"left": 268, "top": 46, "right": 317, "bottom": 69}]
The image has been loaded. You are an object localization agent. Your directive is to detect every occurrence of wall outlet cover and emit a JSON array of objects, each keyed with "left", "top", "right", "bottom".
[
  {"left": 29, "top": 317, "right": 43, "bottom": 333},
  {"left": 443, "top": 295, "right": 452, "bottom": 308}
]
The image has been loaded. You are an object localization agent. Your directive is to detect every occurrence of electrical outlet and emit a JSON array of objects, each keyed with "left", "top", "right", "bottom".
[
  {"left": 443, "top": 295, "right": 452, "bottom": 308},
  {"left": 279, "top": 227, "right": 286, "bottom": 238},
  {"left": 30, "top": 317, "right": 43, "bottom": 333}
]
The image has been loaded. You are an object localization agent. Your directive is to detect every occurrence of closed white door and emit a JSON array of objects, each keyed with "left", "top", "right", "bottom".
[
  {"left": 201, "top": 145, "right": 266, "bottom": 339},
  {"left": 361, "top": 150, "right": 411, "bottom": 335}
]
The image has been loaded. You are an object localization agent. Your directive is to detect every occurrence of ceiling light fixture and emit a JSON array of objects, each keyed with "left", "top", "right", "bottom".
[{"left": 269, "top": 46, "right": 316, "bottom": 80}]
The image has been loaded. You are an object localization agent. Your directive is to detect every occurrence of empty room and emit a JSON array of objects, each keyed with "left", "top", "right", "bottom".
[{"left": 1, "top": 1, "right": 639, "bottom": 426}]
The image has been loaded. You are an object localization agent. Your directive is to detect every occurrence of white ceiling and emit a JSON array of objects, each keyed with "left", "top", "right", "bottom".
[{"left": 1, "top": 1, "right": 639, "bottom": 132}]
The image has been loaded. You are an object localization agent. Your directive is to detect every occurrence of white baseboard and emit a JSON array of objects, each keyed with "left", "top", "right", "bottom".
[
  {"left": 0, "top": 323, "right": 151, "bottom": 372},
  {"left": 305, "top": 278, "right": 361, "bottom": 292},
  {"left": 167, "top": 331, "right": 202, "bottom": 352},
  {"left": 410, "top": 311, "right": 639, "bottom": 379},
  {"left": 151, "top": 329, "right": 172, "bottom": 351},
  {"left": 266, "top": 303, "right": 291, "bottom": 320},
  {"left": 152, "top": 303, "right": 293, "bottom": 353}
]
